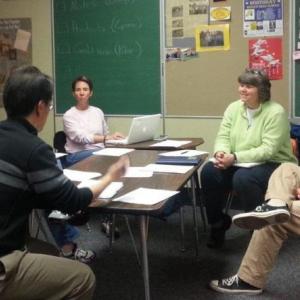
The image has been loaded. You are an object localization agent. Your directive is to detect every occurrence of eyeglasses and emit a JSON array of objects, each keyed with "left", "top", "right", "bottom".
[{"left": 48, "top": 103, "right": 54, "bottom": 111}]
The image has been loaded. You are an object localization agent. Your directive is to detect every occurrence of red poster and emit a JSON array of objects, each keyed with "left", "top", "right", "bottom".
[{"left": 249, "top": 38, "right": 282, "bottom": 80}]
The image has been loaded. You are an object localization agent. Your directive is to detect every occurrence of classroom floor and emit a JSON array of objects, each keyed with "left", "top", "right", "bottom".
[{"left": 76, "top": 207, "right": 300, "bottom": 300}]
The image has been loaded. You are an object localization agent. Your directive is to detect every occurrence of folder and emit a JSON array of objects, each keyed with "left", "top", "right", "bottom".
[{"left": 156, "top": 150, "right": 208, "bottom": 165}]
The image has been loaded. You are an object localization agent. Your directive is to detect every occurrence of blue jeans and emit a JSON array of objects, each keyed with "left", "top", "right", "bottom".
[
  {"left": 63, "top": 149, "right": 95, "bottom": 168},
  {"left": 200, "top": 161, "right": 280, "bottom": 225},
  {"left": 48, "top": 221, "right": 80, "bottom": 248}
]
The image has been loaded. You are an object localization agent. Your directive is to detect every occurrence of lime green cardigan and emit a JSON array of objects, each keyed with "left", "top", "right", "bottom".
[{"left": 214, "top": 100, "right": 297, "bottom": 164}]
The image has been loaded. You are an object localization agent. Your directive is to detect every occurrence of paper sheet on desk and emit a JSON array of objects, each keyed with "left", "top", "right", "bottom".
[
  {"left": 150, "top": 140, "right": 191, "bottom": 147},
  {"left": 210, "top": 157, "right": 263, "bottom": 168},
  {"left": 93, "top": 148, "right": 134, "bottom": 156},
  {"left": 55, "top": 152, "right": 67, "bottom": 159},
  {"left": 144, "top": 163, "right": 193, "bottom": 174},
  {"left": 160, "top": 150, "right": 208, "bottom": 157},
  {"left": 113, "top": 187, "right": 179, "bottom": 205},
  {"left": 123, "top": 167, "right": 153, "bottom": 178},
  {"left": 63, "top": 169, "right": 101, "bottom": 181},
  {"left": 78, "top": 180, "right": 124, "bottom": 199}
]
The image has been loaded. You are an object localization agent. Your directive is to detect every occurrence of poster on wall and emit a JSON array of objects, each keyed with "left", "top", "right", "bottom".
[
  {"left": 0, "top": 18, "right": 32, "bottom": 107},
  {"left": 243, "top": 0, "right": 283, "bottom": 37},
  {"left": 249, "top": 38, "right": 282, "bottom": 80},
  {"left": 165, "top": 0, "right": 209, "bottom": 49},
  {"left": 195, "top": 24, "right": 230, "bottom": 52}
]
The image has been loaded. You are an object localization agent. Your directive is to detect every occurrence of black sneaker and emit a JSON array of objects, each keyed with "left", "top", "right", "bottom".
[
  {"left": 209, "top": 274, "right": 262, "bottom": 295},
  {"left": 232, "top": 202, "right": 290, "bottom": 230}
]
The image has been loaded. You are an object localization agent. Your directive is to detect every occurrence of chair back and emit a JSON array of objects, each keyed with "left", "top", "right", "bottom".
[{"left": 54, "top": 131, "right": 67, "bottom": 153}]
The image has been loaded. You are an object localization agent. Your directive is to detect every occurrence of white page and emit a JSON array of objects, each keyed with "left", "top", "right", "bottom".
[
  {"left": 63, "top": 169, "right": 101, "bottom": 181},
  {"left": 123, "top": 167, "right": 153, "bottom": 178},
  {"left": 93, "top": 148, "right": 134, "bottom": 156},
  {"left": 78, "top": 180, "right": 124, "bottom": 199},
  {"left": 210, "top": 157, "right": 263, "bottom": 168},
  {"left": 159, "top": 149, "right": 209, "bottom": 157},
  {"left": 150, "top": 140, "right": 191, "bottom": 147},
  {"left": 55, "top": 152, "right": 67, "bottom": 158},
  {"left": 113, "top": 187, "right": 179, "bottom": 205},
  {"left": 144, "top": 163, "right": 193, "bottom": 174}
]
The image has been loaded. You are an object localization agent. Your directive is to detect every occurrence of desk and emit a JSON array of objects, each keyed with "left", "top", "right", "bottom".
[
  {"left": 71, "top": 150, "right": 205, "bottom": 300},
  {"left": 106, "top": 137, "right": 204, "bottom": 150}
]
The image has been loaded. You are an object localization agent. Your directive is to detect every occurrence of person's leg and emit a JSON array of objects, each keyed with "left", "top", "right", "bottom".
[
  {"left": 0, "top": 250, "right": 95, "bottom": 300},
  {"left": 232, "top": 162, "right": 280, "bottom": 212},
  {"left": 200, "top": 162, "right": 236, "bottom": 248},
  {"left": 209, "top": 214, "right": 300, "bottom": 294},
  {"left": 201, "top": 161, "right": 236, "bottom": 224},
  {"left": 64, "top": 149, "right": 95, "bottom": 168},
  {"left": 238, "top": 214, "right": 300, "bottom": 289},
  {"left": 48, "top": 221, "right": 96, "bottom": 263},
  {"left": 233, "top": 163, "right": 299, "bottom": 229}
]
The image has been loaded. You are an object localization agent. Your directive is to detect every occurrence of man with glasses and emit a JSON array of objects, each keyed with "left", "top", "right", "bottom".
[{"left": 0, "top": 65, "right": 128, "bottom": 299}]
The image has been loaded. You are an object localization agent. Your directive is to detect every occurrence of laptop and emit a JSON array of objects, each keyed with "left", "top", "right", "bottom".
[{"left": 106, "top": 114, "right": 161, "bottom": 145}]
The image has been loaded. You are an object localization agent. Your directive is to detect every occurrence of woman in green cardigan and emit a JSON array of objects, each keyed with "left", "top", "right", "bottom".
[{"left": 201, "top": 68, "right": 297, "bottom": 249}]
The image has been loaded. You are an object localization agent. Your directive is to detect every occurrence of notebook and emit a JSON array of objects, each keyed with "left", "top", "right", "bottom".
[{"left": 106, "top": 114, "right": 161, "bottom": 145}]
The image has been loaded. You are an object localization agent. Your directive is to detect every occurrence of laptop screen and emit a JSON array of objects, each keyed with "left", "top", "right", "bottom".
[{"left": 126, "top": 114, "right": 161, "bottom": 144}]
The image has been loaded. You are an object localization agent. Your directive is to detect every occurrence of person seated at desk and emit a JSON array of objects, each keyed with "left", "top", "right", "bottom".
[
  {"left": 209, "top": 162, "right": 299, "bottom": 295},
  {"left": 0, "top": 65, "right": 128, "bottom": 300},
  {"left": 200, "top": 68, "right": 297, "bottom": 249},
  {"left": 63, "top": 75, "right": 124, "bottom": 168}
]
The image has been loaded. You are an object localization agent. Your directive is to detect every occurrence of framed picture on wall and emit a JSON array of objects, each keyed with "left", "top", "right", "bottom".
[{"left": 195, "top": 24, "right": 230, "bottom": 52}]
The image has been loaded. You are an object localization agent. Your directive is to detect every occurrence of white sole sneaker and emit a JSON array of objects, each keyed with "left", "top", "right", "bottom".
[{"left": 233, "top": 209, "right": 290, "bottom": 230}]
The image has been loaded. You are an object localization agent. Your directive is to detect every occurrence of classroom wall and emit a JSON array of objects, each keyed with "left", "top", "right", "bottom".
[{"left": 0, "top": 0, "right": 291, "bottom": 155}]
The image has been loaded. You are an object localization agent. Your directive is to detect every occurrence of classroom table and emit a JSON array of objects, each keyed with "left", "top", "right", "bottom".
[{"left": 70, "top": 149, "right": 206, "bottom": 300}]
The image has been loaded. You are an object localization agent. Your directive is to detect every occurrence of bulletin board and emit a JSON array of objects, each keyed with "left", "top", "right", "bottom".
[{"left": 165, "top": 0, "right": 290, "bottom": 117}]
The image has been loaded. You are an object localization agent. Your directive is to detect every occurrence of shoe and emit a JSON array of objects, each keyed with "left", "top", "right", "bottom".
[
  {"left": 48, "top": 210, "right": 70, "bottom": 220},
  {"left": 207, "top": 214, "right": 232, "bottom": 249},
  {"left": 62, "top": 244, "right": 96, "bottom": 264},
  {"left": 233, "top": 202, "right": 290, "bottom": 230},
  {"left": 209, "top": 274, "right": 263, "bottom": 295},
  {"left": 101, "top": 220, "right": 120, "bottom": 239}
]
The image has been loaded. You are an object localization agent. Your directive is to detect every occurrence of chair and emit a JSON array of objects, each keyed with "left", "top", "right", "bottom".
[{"left": 53, "top": 131, "right": 67, "bottom": 153}]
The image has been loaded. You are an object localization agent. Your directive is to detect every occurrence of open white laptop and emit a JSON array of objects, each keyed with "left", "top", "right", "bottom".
[{"left": 106, "top": 114, "right": 161, "bottom": 145}]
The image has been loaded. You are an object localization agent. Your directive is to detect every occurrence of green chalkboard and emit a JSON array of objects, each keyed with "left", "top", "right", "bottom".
[
  {"left": 294, "top": 0, "right": 300, "bottom": 117},
  {"left": 53, "top": 0, "right": 161, "bottom": 115}
]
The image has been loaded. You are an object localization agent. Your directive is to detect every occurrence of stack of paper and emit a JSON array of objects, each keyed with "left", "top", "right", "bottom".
[
  {"left": 63, "top": 169, "right": 101, "bottom": 181},
  {"left": 113, "top": 187, "right": 179, "bottom": 205},
  {"left": 150, "top": 140, "right": 191, "bottom": 147},
  {"left": 157, "top": 150, "right": 208, "bottom": 165}
]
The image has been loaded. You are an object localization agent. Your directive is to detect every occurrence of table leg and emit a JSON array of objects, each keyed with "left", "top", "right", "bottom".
[
  {"left": 140, "top": 215, "right": 151, "bottom": 300},
  {"left": 191, "top": 175, "right": 200, "bottom": 257},
  {"left": 194, "top": 172, "right": 207, "bottom": 231}
]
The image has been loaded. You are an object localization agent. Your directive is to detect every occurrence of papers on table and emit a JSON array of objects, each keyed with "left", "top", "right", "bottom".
[
  {"left": 55, "top": 152, "right": 67, "bottom": 158},
  {"left": 159, "top": 149, "right": 208, "bottom": 157},
  {"left": 113, "top": 187, "right": 179, "bottom": 205},
  {"left": 78, "top": 180, "right": 124, "bottom": 199},
  {"left": 123, "top": 167, "right": 153, "bottom": 178},
  {"left": 63, "top": 169, "right": 101, "bottom": 181},
  {"left": 93, "top": 148, "right": 134, "bottom": 156},
  {"left": 234, "top": 162, "right": 264, "bottom": 168},
  {"left": 150, "top": 140, "right": 191, "bottom": 148},
  {"left": 144, "top": 163, "right": 193, "bottom": 174}
]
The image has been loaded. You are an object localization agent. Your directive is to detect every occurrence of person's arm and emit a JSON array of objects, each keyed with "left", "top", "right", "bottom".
[
  {"left": 235, "top": 110, "right": 289, "bottom": 162},
  {"left": 214, "top": 103, "right": 236, "bottom": 156},
  {"left": 63, "top": 113, "right": 94, "bottom": 145},
  {"left": 88, "top": 156, "right": 129, "bottom": 207}
]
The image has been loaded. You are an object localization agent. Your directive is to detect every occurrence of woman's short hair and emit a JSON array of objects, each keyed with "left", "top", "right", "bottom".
[
  {"left": 3, "top": 65, "right": 53, "bottom": 118},
  {"left": 71, "top": 75, "right": 93, "bottom": 92},
  {"left": 238, "top": 68, "right": 271, "bottom": 102}
]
